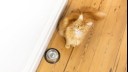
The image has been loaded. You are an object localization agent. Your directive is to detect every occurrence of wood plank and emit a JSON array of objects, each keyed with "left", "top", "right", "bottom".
[
  {"left": 112, "top": 1, "right": 127, "bottom": 72},
  {"left": 88, "top": 0, "right": 127, "bottom": 72},
  {"left": 114, "top": 27, "right": 127, "bottom": 72}
]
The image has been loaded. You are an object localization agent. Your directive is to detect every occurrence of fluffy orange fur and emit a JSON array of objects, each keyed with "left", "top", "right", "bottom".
[{"left": 59, "top": 7, "right": 106, "bottom": 48}]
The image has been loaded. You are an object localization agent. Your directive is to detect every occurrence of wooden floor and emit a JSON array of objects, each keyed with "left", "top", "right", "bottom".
[{"left": 37, "top": 0, "right": 127, "bottom": 72}]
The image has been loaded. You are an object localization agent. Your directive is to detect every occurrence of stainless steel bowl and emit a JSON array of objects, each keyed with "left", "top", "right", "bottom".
[{"left": 44, "top": 48, "right": 60, "bottom": 64}]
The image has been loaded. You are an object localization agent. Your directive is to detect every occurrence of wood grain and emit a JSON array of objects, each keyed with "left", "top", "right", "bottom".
[{"left": 37, "top": 0, "right": 127, "bottom": 72}]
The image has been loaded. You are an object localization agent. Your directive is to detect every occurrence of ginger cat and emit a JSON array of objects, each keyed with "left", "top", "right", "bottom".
[{"left": 59, "top": 7, "right": 106, "bottom": 48}]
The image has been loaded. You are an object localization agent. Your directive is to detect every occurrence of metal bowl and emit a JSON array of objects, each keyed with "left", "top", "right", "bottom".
[{"left": 44, "top": 48, "right": 60, "bottom": 64}]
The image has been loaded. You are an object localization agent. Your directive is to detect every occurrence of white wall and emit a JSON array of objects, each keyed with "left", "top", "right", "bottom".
[{"left": 0, "top": 0, "right": 67, "bottom": 72}]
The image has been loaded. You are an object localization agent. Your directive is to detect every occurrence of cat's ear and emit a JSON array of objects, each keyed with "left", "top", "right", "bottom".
[
  {"left": 77, "top": 14, "right": 84, "bottom": 21},
  {"left": 86, "top": 21, "right": 93, "bottom": 26}
]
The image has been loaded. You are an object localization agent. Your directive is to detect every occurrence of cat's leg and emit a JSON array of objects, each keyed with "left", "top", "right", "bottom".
[
  {"left": 65, "top": 39, "right": 71, "bottom": 49},
  {"left": 65, "top": 35, "right": 73, "bottom": 48},
  {"left": 65, "top": 44, "right": 71, "bottom": 49}
]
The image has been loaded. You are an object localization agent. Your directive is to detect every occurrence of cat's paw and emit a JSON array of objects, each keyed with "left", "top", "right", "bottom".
[{"left": 65, "top": 44, "right": 71, "bottom": 49}]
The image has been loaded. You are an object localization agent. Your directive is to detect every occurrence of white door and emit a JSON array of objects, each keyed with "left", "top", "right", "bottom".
[{"left": 0, "top": 0, "right": 67, "bottom": 72}]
